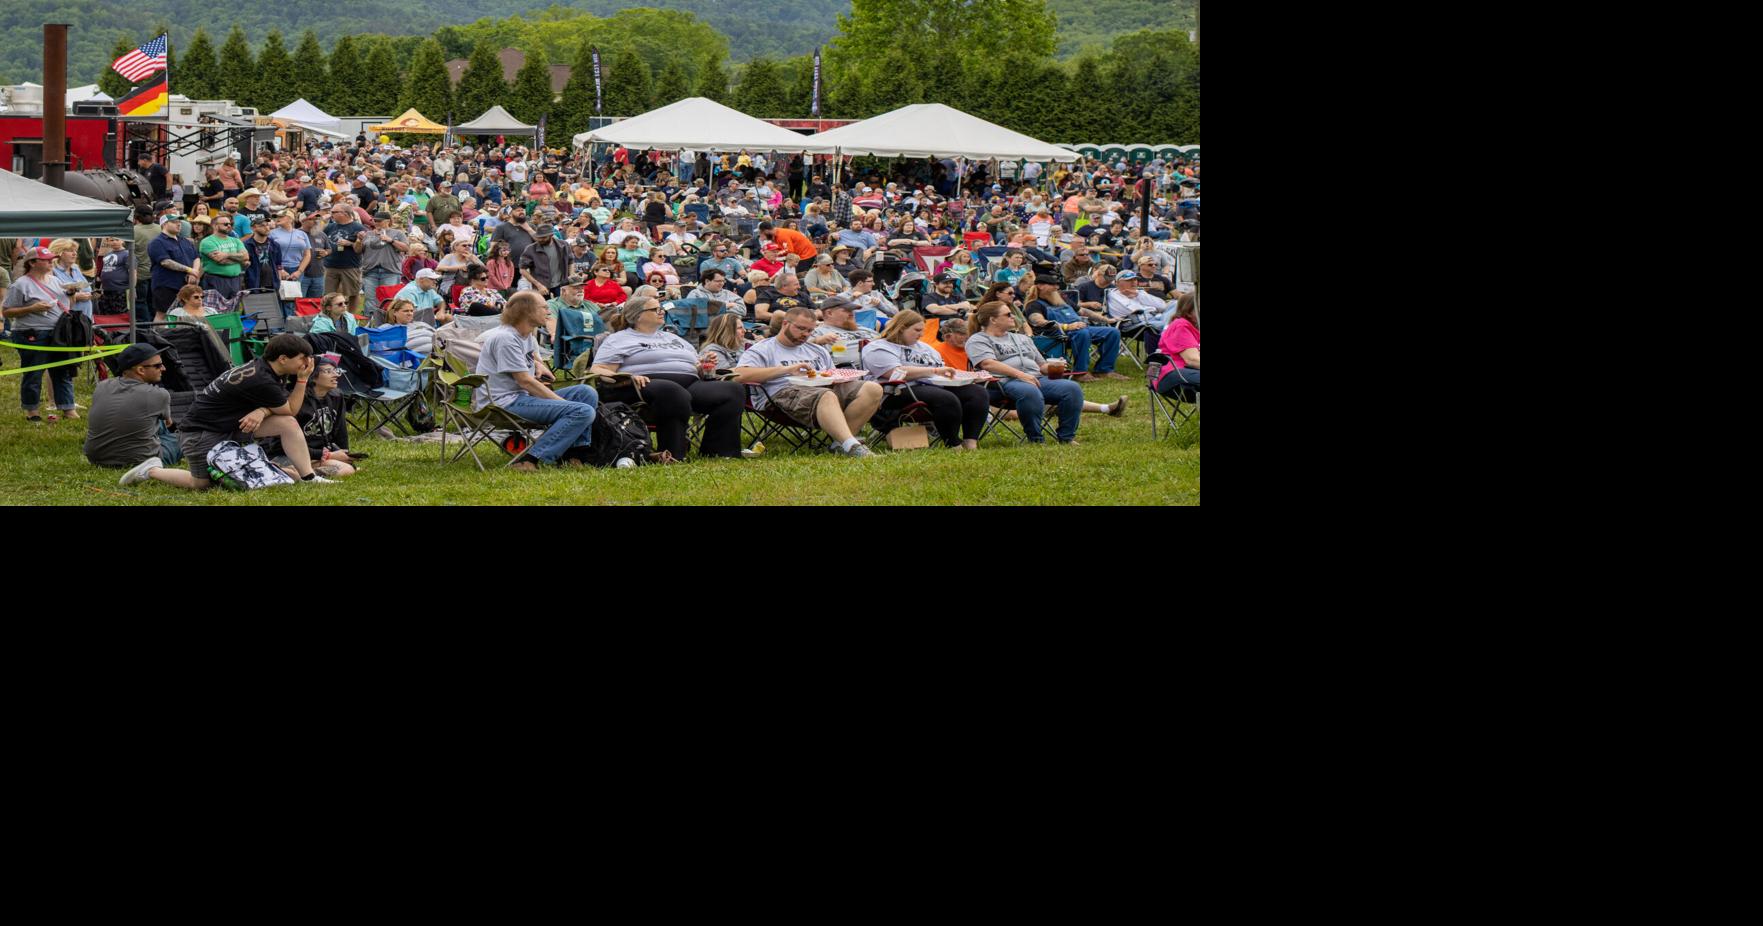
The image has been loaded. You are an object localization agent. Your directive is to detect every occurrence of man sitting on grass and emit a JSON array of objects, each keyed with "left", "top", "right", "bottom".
[
  {"left": 121, "top": 333, "right": 328, "bottom": 489},
  {"left": 89, "top": 344, "right": 182, "bottom": 477}
]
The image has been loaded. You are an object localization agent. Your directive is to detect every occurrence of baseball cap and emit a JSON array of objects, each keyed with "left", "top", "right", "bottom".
[
  {"left": 23, "top": 245, "right": 56, "bottom": 263},
  {"left": 1114, "top": 270, "right": 1139, "bottom": 281},
  {"left": 415, "top": 268, "right": 441, "bottom": 281},
  {"left": 114, "top": 343, "right": 167, "bottom": 373},
  {"left": 534, "top": 224, "right": 557, "bottom": 237}
]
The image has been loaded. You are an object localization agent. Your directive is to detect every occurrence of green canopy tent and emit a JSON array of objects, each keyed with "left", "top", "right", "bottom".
[{"left": 0, "top": 167, "right": 132, "bottom": 238}]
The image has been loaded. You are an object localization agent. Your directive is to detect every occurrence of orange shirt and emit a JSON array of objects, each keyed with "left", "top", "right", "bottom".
[
  {"left": 771, "top": 227, "right": 817, "bottom": 262},
  {"left": 931, "top": 338, "right": 969, "bottom": 371}
]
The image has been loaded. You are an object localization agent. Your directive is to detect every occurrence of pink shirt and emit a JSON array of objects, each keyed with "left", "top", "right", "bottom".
[{"left": 1157, "top": 318, "right": 1200, "bottom": 387}]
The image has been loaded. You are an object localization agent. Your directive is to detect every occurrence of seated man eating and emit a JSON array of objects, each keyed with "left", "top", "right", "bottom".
[{"left": 735, "top": 306, "right": 884, "bottom": 459}]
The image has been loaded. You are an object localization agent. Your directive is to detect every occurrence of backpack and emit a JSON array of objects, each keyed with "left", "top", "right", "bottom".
[
  {"left": 207, "top": 440, "right": 296, "bottom": 490},
  {"left": 51, "top": 307, "right": 94, "bottom": 349},
  {"left": 587, "top": 401, "right": 653, "bottom": 468}
]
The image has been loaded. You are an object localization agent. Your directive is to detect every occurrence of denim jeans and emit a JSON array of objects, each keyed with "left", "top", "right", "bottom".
[
  {"left": 1068, "top": 325, "right": 1121, "bottom": 373},
  {"left": 158, "top": 421, "right": 185, "bottom": 464},
  {"left": 363, "top": 270, "right": 401, "bottom": 309},
  {"left": 1156, "top": 365, "right": 1200, "bottom": 398},
  {"left": 500, "top": 384, "right": 600, "bottom": 464},
  {"left": 995, "top": 376, "right": 1083, "bottom": 442},
  {"left": 300, "top": 276, "right": 325, "bottom": 297},
  {"left": 12, "top": 329, "right": 77, "bottom": 411}
]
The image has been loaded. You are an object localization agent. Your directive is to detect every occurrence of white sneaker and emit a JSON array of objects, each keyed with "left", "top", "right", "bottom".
[
  {"left": 304, "top": 474, "right": 338, "bottom": 484},
  {"left": 844, "top": 443, "right": 874, "bottom": 458},
  {"left": 119, "top": 457, "right": 162, "bottom": 487}
]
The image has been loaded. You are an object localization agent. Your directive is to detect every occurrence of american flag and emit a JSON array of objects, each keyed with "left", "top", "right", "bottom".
[{"left": 112, "top": 35, "right": 168, "bottom": 83}]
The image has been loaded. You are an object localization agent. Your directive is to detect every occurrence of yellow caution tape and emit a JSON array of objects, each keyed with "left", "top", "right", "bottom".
[{"left": 0, "top": 343, "right": 127, "bottom": 377}]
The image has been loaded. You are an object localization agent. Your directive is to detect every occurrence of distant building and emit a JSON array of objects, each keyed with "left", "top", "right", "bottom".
[{"left": 445, "top": 48, "right": 570, "bottom": 96}]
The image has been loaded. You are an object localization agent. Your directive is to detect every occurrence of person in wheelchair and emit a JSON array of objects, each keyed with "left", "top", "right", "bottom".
[{"left": 1153, "top": 292, "right": 1200, "bottom": 399}]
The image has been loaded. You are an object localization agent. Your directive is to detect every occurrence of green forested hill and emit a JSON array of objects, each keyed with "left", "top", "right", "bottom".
[{"left": 1, "top": 0, "right": 1197, "bottom": 86}]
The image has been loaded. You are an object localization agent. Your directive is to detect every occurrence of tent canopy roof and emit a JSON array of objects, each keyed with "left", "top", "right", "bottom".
[
  {"left": 267, "top": 98, "right": 340, "bottom": 130},
  {"left": 367, "top": 108, "right": 447, "bottom": 134},
  {"left": 805, "top": 103, "right": 1078, "bottom": 162},
  {"left": 455, "top": 105, "right": 536, "bottom": 134},
  {"left": 572, "top": 97, "right": 832, "bottom": 153},
  {"left": 0, "top": 168, "right": 132, "bottom": 238}
]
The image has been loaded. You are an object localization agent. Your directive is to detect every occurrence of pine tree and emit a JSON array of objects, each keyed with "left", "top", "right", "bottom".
[
  {"left": 178, "top": 28, "right": 220, "bottom": 101},
  {"left": 553, "top": 42, "right": 597, "bottom": 140},
  {"left": 1068, "top": 56, "right": 1108, "bottom": 140},
  {"left": 601, "top": 46, "right": 652, "bottom": 117},
  {"left": 696, "top": 54, "right": 729, "bottom": 104},
  {"left": 456, "top": 39, "right": 508, "bottom": 123},
  {"left": 289, "top": 30, "right": 327, "bottom": 110},
  {"left": 507, "top": 46, "right": 553, "bottom": 126},
  {"left": 328, "top": 36, "right": 366, "bottom": 116},
  {"left": 216, "top": 26, "right": 256, "bottom": 107},
  {"left": 255, "top": 31, "right": 297, "bottom": 113},
  {"left": 360, "top": 40, "right": 401, "bottom": 116},
  {"left": 654, "top": 59, "right": 690, "bottom": 108},
  {"left": 733, "top": 58, "right": 786, "bottom": 118},
  {"left": 98, "top": 35, "right": 136, "bottom": 101},
  {"left": 397, "top": 39, "right": 454, "bottom": 126}
]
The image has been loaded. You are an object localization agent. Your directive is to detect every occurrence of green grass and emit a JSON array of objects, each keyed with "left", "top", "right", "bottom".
[{"left": 0, "top": 360, "right": 1198, "bottom": 505}]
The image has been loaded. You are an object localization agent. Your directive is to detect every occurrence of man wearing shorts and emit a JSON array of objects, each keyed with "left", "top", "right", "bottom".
[
  {"left": 322, "top": 202, "right": 366, "bottom": 311},
  {"left": 734, "top": 306, "right": 883, "bottom": 458}
]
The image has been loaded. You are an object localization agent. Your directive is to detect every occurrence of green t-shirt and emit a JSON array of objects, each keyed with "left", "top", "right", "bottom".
[{"left": 199, "top": 234, "right": 245, "bottom": 277}]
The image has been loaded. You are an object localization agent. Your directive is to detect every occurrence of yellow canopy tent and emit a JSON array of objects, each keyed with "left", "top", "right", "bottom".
[{"left": 367, "top": 109, "right": 447, "bottom": 134}]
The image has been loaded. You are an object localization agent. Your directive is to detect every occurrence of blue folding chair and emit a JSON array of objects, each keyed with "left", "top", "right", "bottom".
[
  {"left": 854, "top": 308, "right": 879, "bottom": 331},
  {"left": 662, "top": 297, "right": 712, "bottom": 345}
]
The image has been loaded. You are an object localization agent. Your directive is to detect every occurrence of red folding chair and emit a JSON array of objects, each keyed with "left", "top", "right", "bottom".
[
  {"left": 963, "top": 232, "right": 993, "bottom": 251},
  {"left": 374, "top": 284, "right": 403, "bottom": 308},
  {"left": 294, "top": 297, "right": 322, "bottom": 316},
  {"left": 912, "top": 246, "right": 953, "bottom": 274}
]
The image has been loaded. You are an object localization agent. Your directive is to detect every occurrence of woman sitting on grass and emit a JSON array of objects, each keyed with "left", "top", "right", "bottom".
[{"left": 266, "top": 353, "right": 357, "bottom": 479}]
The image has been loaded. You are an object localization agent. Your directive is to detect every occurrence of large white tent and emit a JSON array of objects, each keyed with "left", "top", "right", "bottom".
[
  {"left": 267, "top": 98, "right": 341, "bottom": 132},
  {"left": 805, "top": 103, "right": 1078, "bottom": 162},
  {"left": 572, "top": 97, "right": 832, "bottom": 153}
]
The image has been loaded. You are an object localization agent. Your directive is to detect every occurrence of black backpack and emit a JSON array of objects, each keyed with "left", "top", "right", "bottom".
[
  {"left": 587, "top": 402, "right": 653, "bottom": 468},
  {"left": 51, "top": 308, "right": 94, "bottom": 349}
]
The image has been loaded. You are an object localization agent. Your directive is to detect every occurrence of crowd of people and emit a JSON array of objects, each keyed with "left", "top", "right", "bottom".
[{"left": 5, "top": 132, "right": 1198, "bottom": 484}]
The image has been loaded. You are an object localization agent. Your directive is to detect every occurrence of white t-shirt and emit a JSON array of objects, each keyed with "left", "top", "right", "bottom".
[{"left": 506, "top": 160, "right": 528, "bottom": 183}]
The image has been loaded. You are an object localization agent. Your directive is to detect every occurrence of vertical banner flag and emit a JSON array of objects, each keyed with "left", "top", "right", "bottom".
[
  {"left": 443, "top": 113, "right": 454, "bottom": 148},
  {"left": 592, "top": 46, "right": 604, "bottom": 115},
  {"left": 812, "top": 48, "right": 822, "bottom": 117},
  {"left": 536, "top": 114, "right": 546, "bottom": 152}
]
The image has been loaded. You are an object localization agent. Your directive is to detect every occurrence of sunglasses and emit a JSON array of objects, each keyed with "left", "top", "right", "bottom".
[{"left": 141, "top": 361, "right": 166, "bottom": 370}]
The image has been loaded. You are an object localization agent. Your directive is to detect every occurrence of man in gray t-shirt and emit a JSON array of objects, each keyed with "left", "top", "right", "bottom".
[
  {"left": 734, "top": 305, "right": 883, "bottom": 458},
  {"left": 91, "top": 345, "right": 191, "bottom": 485},
  {"left": 471, "top": 294, "right": 601, "bottom": 469}
]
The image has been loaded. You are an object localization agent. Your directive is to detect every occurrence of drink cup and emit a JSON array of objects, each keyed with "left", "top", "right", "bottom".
[{"left": 1046, "top": 359, "right": 1068, "bottom": 379}]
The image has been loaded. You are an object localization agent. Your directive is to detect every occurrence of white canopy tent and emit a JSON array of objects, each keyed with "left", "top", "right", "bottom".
[
  {"left": 572, "top": 97, "right": 833, "bottom": 153},
  {"left": 267, "top": 98, "right": 341, "bottom": 132},
  {"left": 804, "top": 103, "right": 1079, "bottom": 162}
]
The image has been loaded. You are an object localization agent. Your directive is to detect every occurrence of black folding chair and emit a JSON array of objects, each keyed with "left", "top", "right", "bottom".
[{"left": 1146, "top": 352, "right": 1199, "bottom": 440}]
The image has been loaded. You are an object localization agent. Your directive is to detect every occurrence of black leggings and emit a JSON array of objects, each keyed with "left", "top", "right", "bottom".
[
  {"left": 598, "top": 372, "right": 746, "bottom": 459},
  {"left": 883, "top": 383, "right": 988, "bottom": 445}
]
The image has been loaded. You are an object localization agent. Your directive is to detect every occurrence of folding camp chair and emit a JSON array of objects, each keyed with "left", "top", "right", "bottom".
[
  {"left": 977, "top": 382, "right": 1061, "bottom": 444},
  {"left": 865, "top": 380, "right": 940, "bottom": 451},
  {"left": 1146, "top": 352, "right": 1199, "bottom": 441},
  {"left": 293, "top": 297, "right": 322, "bottom": 317},
  {"left": 428, "top": 351, "right": 541, "bottom": 470},
  {"left": 339, "top": 352, "right": 429, "bottom": 438},
  {"left": 911, "top": 246, "right": 953, "bottom": 274},
  {"left": 742, "top": 385, "right": 831, "bottom": 454},
  {"left": 662, "top": 297, "right": 712, "bottom": 346},
  {"left": 373, "top": 284, "right": 403, "bottom": 310}
]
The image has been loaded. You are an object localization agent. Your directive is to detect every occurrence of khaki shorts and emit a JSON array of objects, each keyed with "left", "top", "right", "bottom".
[
  {"left": 770, "top": 381, "right": 867, "bottom": 427},
  {"left": 324, "top": 267, "right": 363, "bottom": 301}
]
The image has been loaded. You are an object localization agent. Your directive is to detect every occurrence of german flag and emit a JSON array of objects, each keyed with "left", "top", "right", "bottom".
[{"left": 117, "top": 75, "right": 168, "bottom": 118}]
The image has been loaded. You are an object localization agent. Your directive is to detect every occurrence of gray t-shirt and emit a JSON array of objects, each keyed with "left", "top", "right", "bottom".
[
  {"left": 83, "top": 376, "right": 171, "bottom": 466},
  {"left": 3, "top": 274, "right": 69, "bottom": 331},
  {"left": 736, "top": 336, "right": 834, "bottom": 407},
  {"left": 812, "top": 323, "right": 877, "bottom": 366},
  {"left": 595, "top": 329, "right": 699, "bottom": 377},
  {"left": 474, "top": 324, "right": 538, "bottom": 410},
  {"left": 861, "top": 338, "right": 944, "bottom": 381},
  {"left": 359, "top": 229, "right": 408, "bottom": 274},
  {"left": 965, "top": 331, "right": 1045, "bottom": 377},
  {"left": 301, "top": 227, "right": 331, "bottom": 277}
]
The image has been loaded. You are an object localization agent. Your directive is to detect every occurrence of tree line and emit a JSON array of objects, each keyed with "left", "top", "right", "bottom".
[{"left": 90, "top": 0, "right": 1197, "bottom": 146}]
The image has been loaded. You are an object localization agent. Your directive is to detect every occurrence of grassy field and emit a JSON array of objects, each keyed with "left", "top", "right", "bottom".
[{"left": 0, "top": 359, "right": 1199, "bottom": 505}]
